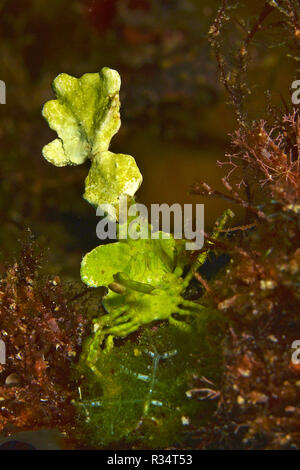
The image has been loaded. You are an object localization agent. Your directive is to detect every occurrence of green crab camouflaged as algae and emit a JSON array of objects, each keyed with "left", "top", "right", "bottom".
[
  {"left": 80, "top": 204, "right": 232, "bottom": 371},
  {"left": 80, "top": 234, "right": 201, "bottom": 371}
]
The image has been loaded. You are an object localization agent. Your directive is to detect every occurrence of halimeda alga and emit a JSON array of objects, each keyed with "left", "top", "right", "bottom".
[{"left": 41, "top": 67, "right": 229, "bottom": 447}]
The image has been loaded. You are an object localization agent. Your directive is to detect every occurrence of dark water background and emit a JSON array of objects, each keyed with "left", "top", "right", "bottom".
[{"left": 0, "top": 0, "right": 295, "bottom": 279}]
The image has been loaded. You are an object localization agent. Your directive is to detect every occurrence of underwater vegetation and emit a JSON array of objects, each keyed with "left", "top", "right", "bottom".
[
  {"left": 0, "top": 0, "right": 299, "bottom": 450},
  {"left": 191, "top": 109, "right": 300, "bottom": 450},
  {"left": 0, "top": 230, "right": 88, "bottom": 439},
  {"left": 76, "top": 322, "right": 222, "bottom": 448},
  {"left": 190, "top": 0, "right": 300, "bottom": 449},
  {"left": 40, "top": 64, "right": 230, "bottom": 448}
]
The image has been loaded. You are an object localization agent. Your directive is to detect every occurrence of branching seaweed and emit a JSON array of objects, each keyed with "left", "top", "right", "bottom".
[
  {"left": 0, "top": 230, "right": 88, "bottom": 438},
  {"left": 189, "top": 2, "right": 300, "bottom": 450},
  {"left": 76, "top": 322, "right": 222, "bottom": 448},
  {"left": 209, "top": 0, "right": 300, "bottom": 123}
]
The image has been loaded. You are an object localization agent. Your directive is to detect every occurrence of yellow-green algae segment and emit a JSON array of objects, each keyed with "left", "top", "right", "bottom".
[
  {"left": 42, "top": 67, "right": 142, "bottom": 218},
  {"left": 42, "top": 68, "right": 228, "bottom": 447}
]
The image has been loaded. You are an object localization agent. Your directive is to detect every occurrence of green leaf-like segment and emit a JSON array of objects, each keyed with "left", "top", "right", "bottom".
[
  {"left": 42, "top": 67, "right": 142, "bottom": 214},
  {"left": 84, "top": 151, "right": 142, "bottom": 212},
  {"left": 42, "top": 68, "right": 120, "bottom": 165},
  {"left": 81, "top": 235, "right": 178, "bottom": 289}
]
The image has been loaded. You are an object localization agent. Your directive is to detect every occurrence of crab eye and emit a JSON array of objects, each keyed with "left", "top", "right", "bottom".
[
  {"left": 114, "top": 272, "right": 155, "bottom": 294},
  {"left": 108, "top": 282, "right": 127, "bottom": 295}
]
